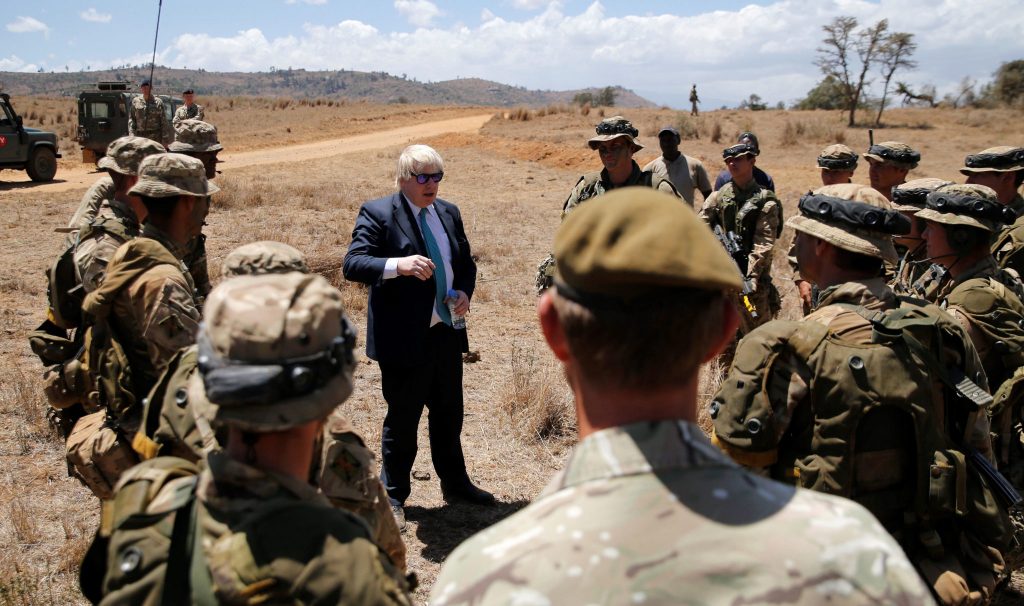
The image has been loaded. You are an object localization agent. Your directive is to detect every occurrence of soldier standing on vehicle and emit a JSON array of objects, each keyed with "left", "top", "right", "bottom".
[
  {"left": 864, "top": 140, "right": 920, "bottom": 200},
  {"left": 712, "top": 183, "right": 1012, "bottom": 605},
  {"left": 172, "top": 87, "right": 204, "bottom": 130},
  {"left": 128, "top": 79, "right": 172, "bottom": 147},
  {"left": 80, "top": 272, "right": 412, "bottom": 605},
  {"left": 534, "top": 116, "right": 678, "bottom": 292},
  {"left": 431, "top": 188, "right": 935, "bottom": 606},
  {"left": 699, "top": 142, "right": 782, "bottom": 335}
]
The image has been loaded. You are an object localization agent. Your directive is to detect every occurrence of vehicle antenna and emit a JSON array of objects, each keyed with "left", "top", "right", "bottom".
[{"left": 148, "top": 0, "right": 164, "bottom": 88}]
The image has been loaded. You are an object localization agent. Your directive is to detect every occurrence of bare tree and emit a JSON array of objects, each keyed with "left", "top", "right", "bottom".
[
  {"left": 944, "top": 76, "right": 977, "bottom": 108},
  {"left": 896, "top": 82, "right": 937, "bottom": 108},
  {"left": 874, "top": 32, "right": 917, "bottom": 125},
  {"left": 816, "top": 16, "right": 889, "bottom": 126}
]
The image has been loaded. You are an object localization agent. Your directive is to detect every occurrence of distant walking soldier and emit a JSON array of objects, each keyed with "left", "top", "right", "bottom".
[
  {"left": 535, "top": 116, "right": 678, "bottom": 292},
  {"left": 172, "top": 87, "right": 205, "bottom": 130},
  {"left": 712, "top": 183, "right": 1013, "bottom": 605},
  {"left": 699, "top": 142, "right": 782, "bottom": 334},
  {"left": 431, "top": 188, "right": 935, "bottom": 606},
  {"left": 864, "top": 140, "right": 920, "bottom": 200},
  {"left": 689, "top": 83, "right": 700, "bottom": 116},
  {"left": 80, "top": 273, "right": 412, "bottom": 605},
  {"left": 127, "top": 79, "right": 172, "bottom": 147}
]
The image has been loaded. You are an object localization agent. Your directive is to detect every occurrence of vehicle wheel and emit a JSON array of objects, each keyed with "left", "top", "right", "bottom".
[{"left": 27, "top": 147, "right": 57, "bottom": 182}]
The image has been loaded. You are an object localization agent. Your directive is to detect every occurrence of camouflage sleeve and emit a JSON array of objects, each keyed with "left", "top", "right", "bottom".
[
  {"left": 74, "top": 234, "right": 119, "bottom": 294},
  {"left": 746, "top": 199, "right": 779, "bottom": 284},
  {"left": 195, "top": 105, "right": 205, "bottom": 121},
  {"left": 127, "top": 100, "right": 138, "bottom": 136},
  {"left": 696, "top": 190, "right": 720, "bottom": 225},
  {"left": 172, "top": 106, "right": 185, "bottom": 129},
  {"left": 130, "top": 266, "right": 200, "bottom": 372},
  {"left": 183, "top": 234, "right": 212, "bottom": 302},
  {"left": 787, "top": 240, "right": 802, "bottom": 281},
  {"left": 560, "top": 176, "right": 588, "bottom": 219},
  {"left": 67, "top": 176, "right": 114, "bottom": 234}
]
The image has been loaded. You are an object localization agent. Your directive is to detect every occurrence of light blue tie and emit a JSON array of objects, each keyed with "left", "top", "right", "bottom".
[{"left": 418, "top": 207, "right": 452, "bottom": 326}]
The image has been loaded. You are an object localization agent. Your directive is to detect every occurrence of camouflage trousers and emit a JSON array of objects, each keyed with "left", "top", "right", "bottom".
[{"left": 535, "top": 253, "right": 556, "bottom": 294}]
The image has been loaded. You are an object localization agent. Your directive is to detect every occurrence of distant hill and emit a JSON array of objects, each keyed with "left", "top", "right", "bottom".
[{"left": 0, "top": 67, "right": 657, "bottom": 108}]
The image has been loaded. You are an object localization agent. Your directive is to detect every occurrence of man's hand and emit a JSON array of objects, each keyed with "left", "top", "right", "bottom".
[
  {"left": 796, "top": 279, "right": 814, "bottom": 315},
  {"left": 396, "top": 255, "right": 435, "bottom": 280},
  {"left": 446, "top": 290, "right": 470, "bottom": 315}
]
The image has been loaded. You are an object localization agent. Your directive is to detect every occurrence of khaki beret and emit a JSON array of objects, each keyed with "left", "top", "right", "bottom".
[{"left": 553, "top": 187, "right": 742, "bottom": 303}]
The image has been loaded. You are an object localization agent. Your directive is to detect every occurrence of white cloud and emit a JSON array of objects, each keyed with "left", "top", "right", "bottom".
[
  {"left": 6, "top": 16, "right": 49, "bottom": 35},
  {"left": 509, "top": 0, "right": 555, "bottom": 9},
  {"left": 0, "top": 54, "right": 36, "bottom": 71},
  {"left": 80, "top": 8, "right": 112, "bottom": 23},
  {"left": 286, "top": 0, "right": 327, "bottom": 5},
  {"left": 395, "top": 0, "right": 441, "bottom": 28},
  {"left": 109, "top": 0, "right": 1024, "bottom": 107}
]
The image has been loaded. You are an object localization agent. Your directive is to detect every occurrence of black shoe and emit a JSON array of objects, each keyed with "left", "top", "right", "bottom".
[
  {"left": 442, "top": 483, "right": 496, "bottom": 506},
  {"left": 391, "top": 502, "right": 407, "bottom": 531}
]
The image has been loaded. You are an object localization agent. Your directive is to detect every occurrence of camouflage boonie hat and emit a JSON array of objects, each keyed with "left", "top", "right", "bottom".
[
  {"left": 960, "top": 146, "right": 1024, "bottom": 175},
  {"left": 891, "top": 178, "right": 954, "bottom": 213},
  {"left": 169, "top": 119, "right": 223, "bottom": 152},
  {"left": 722, "top": 143, "right": 757, "bottom": 160},
  {"left": 916, "top": 183, "right": 1012, "bottom": 233},
  {"left": 787, "top": 183, "right": 907, "bottom": 263},
  {"left": 221, "top": 241, "right": 309, "bottom": 277},
  {"left": 553, "top": 187, "right": 742, "bottom": 303},
  {"left": 189, "top": 273, "right": 357, "bottom": 432},
  {"left": 737, "top": 132, "right": 761, "bottom": 155},
  {"left": 128, "top": 153, "right": 220, "bottom": 198},
  {"left": 863, "top": 141, "right": 920, "bottom": 169},
  {"left": 817, "top": 144, "right": 858, "bottom": 171},
  {"left": 588, "top": 116, "right": 643, "bottom": 152},
  {"left": 97, "top": 136, "right": 165, "bottom": 176}
]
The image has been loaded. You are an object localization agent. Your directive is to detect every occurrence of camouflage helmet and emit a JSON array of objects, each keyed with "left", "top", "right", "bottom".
[
  {"left": 787, "top": 183, "right": 909, "bottom": 263},
  {"left": 588, "top": 116, "right": 643, "bottom": 152},
  {"left": 959, "top": 146, "right": 1024, "bottom": 175},
  {"left": 169, "top": 119, "right": 223, "bottom": 153},
  {"left": 128, "top": 153, "right": 220, "bottom": 198},
  {"left": 221, "top": 241, "right": 309, "bottom": 277},
  {"left": 891, "top": 178, "right": 954, "bottom": 213},
  {"left": 97, "top": 136, "right": 165, "bottom": 176},
  {"left": 189, "top": 273, "right": 357, "bottom": 432},
  {"left": 817, "top": 144, "right": 858, "bottom": 171},
  {"left": 863, "top": 141, "right": 920, "bottom": 169},
  {"left": 915, "top": 183, "right": 1013, "bottom": 233}
]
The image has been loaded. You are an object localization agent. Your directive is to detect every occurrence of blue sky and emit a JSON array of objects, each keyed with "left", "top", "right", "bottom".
[{"left": 4, "top": 1, "right": 1023, "bottom": 108}]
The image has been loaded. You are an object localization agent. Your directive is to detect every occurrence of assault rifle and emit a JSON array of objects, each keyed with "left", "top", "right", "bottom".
[{"left": 712, "top": 224, "right": 758, "bottom": 320}]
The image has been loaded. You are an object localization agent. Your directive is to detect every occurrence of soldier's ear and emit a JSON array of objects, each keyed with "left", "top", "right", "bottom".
[
  {"left": 537, "top": 290, "right": 570, "bottom": 362},
  {"left": 702, "top": 296, "right": 740, "bottom": 364}
]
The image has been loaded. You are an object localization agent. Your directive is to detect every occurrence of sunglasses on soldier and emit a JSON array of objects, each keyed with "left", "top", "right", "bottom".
[{"left": 413, "top": 172, "right": 444, "bottom": 184}]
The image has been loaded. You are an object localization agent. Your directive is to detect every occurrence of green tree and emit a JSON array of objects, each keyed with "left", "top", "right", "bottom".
[
  {"left": 796, "top": 75, "right": 847, "bottom": 110},
  {"left": 596, "top": 86, "right": 617, "bottom": 107},
  {"left": 990, "top": 60, "right": 1024, "bottom": 107}
]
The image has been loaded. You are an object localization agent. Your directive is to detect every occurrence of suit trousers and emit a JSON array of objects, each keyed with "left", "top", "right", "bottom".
[{"left": 378, "top": 324, "right": 470, "bottom": 505}]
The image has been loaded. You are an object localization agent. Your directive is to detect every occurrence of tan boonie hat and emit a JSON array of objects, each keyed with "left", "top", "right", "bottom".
[
  {"left": 817, "top": 144, "right": 858, "bottom": 171},
  {"left": 891, "top": 178, "right": 954, "bottom": 213},
  {"left": 190, "top": 273, "right": 357, "bottom": 432},
  {"left": 959, "top": 146, "right": 1024, "bottom": 175},
  {"left": 128, "top": 153, "right": 220, "bottom": 198},
  {"left": 863, "top": 141, "right": 920, "bottom": 169},
  {"left": 787, "top": 183, "right": 907, "bottom": 263},
  {"left": 221, "top": 241, "right": 309, "bottom": 277},
  {"left": 169, "top": 119, "right": 223, "bottom": 153},
  {"left": 553, "top": 187, "right": 742, "bottom": 303},
  {"left": 588, "top": 116, "right": 643, "bottom": 152},
  {"left": 915, "top": 183, "right": 1012, "bottom": 233},
  {"left": 97, "top": 136, "right": 165, "bottom": 176}
]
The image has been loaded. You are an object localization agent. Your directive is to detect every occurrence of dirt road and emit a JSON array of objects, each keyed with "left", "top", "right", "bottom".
[{"left": 0, "top": 113, "right": 493, "bottom": 195}]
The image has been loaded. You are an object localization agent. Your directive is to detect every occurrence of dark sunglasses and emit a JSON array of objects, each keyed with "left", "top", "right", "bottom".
[{"left": 413, "top": 172, "right": 444, "bottom": 184}]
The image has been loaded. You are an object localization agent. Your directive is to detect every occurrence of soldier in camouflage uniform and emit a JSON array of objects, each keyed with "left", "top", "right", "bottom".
[
  {"left": 432, "top": 188, "right": 935, "bottom": 606},
  {"left": 135, "top": 240, "right": 408, "bottom": 572},
  {"left": 172, "top": 87, "right": 205, "bottom": 130},
  {"left": 127, "top": 79, "right": 172, "bottom": 147},
  {"left": 699, "top": 142, "right": 782, "bottom": 334},
  {"left": 864, "top": 140, "right": 920, "bottom": 200},
  {"left": 534, "top": 115, "right": 678, "bottom": 292},
  {"left": 73, "top": 137, "right": 165, "bottom": 294},
  {"left": 712, "top": 183, "right": 1012, "bottom": 605},
  {"left": 961, "top": 147, "right": 1024, "bottom": 275},
  {"left": 65, "top": 177, "right": 115, "bottom": 248},
  {"left": 890, "top": 178, "right": 954, "bottom": 295},
  {"left": 81, "top": 273, "right": 412, "bottom": 605}
]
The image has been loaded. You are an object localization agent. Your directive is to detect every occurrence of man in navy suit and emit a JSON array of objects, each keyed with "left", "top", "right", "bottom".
[{"left": 343, "top": 144, "right": 494, "bottom": 527}]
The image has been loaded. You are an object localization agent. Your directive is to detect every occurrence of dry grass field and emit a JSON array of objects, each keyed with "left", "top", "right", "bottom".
[{"left": 2, "top": 101, "right": 1024, "bottom": 604}]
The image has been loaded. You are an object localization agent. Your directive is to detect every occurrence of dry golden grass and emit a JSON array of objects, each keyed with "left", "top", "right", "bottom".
[{"left": 2, "top": 102, "right": 1024, "bottom": 602}]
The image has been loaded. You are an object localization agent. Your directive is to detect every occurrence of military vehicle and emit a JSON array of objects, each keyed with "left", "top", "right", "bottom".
[
  {"left": 75, "top": 81, "right": 182, "bottom": 163},
  {"left": 0, "top": 93, "right": 61, "bottom": 182}
]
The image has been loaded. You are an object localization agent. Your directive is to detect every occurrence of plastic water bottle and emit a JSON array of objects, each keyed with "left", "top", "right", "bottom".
[{"left": 447, "top": 289, "right": 467, "bottom": 330}]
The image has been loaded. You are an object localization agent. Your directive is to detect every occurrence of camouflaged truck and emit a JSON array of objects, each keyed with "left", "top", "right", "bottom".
[
  {"left": 75, "top": 81, "right": 182, "bottom": 163},
  {"left": 0, "top": 93, "right": 61, "bottom": 182}
]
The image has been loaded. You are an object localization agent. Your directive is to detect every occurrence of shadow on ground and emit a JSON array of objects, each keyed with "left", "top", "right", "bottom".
[
  {"left": 0, "top": 179, "right": 70, "bottom": 191},
  {"left": 406, "top": 499, "right": 530, "bottom": 564}
]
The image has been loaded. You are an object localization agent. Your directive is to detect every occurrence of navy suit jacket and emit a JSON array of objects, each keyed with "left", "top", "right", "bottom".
[{"left": 342, "top": 193, "right": 476, "bottom": 363}]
